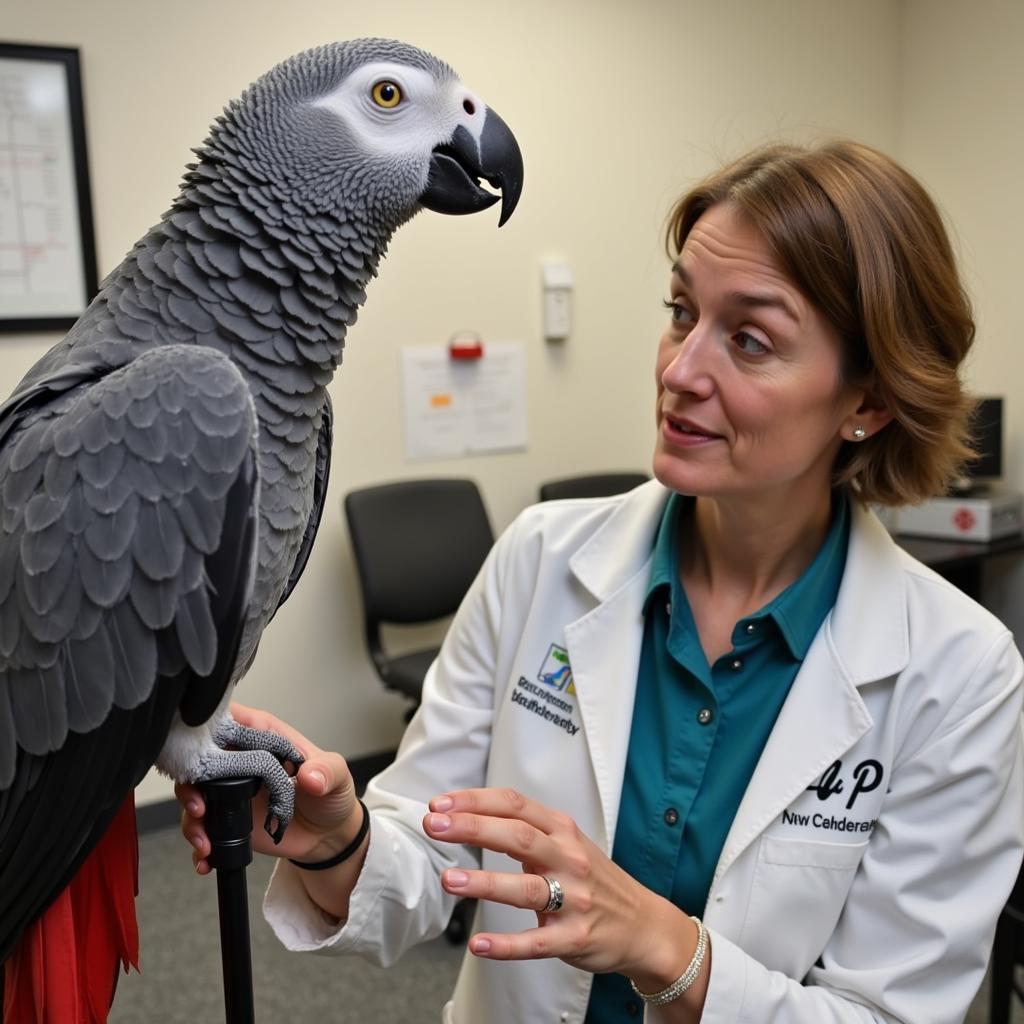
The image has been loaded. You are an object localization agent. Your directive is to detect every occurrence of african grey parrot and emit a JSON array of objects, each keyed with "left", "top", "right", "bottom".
[{"left": 0, "top": 37, "right": 521, "bottom": 1020}]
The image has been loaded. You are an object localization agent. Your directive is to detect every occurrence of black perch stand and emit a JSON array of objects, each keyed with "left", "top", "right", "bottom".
[{"left": 201, "top": 776, "right": 262, "bottom": 1024}]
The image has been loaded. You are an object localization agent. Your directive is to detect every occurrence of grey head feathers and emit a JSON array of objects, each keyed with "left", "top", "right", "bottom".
[{"left": 193, "top": 38, "right": 460, "bottom": 242}]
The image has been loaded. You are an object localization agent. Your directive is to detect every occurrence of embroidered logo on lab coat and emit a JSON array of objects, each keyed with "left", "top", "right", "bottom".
[
  {"left": 508, "top": 643, "right": 581, "bottom": 737},
  {"left": 775, "top": 758, "right": 887, "bottom": 837},
  {"left": 538, "top": 643, "right": 576, "bottom": 695}
]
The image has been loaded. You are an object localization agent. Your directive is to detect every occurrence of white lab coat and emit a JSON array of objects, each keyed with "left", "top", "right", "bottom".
[{"left": 264, "top": 481, "right": 1024, "bottom": 1024}]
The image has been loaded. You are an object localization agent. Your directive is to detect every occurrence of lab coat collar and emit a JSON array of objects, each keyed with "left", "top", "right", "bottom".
[
  {"left": 827, "top": 500, "right": 910, "bottom": 685},
  {"left": 571, "top": 485, "right": 909, "bottom": 687},
  {"left": 568, "top": 479, "right": 670, "bottom": 603}
]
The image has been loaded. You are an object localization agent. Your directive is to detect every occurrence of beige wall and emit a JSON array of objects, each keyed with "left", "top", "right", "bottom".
[
  {"left": 899, "top": 0, "right": 1024, "bottom": 473},
  {"left": 4, "top": 0, "right": 906, "bottom": 804},
  {"left": 897, "top": 0, "right": 1024, "bottom": 636}
]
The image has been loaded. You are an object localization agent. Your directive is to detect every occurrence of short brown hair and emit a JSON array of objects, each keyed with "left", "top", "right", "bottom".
[{"left": 665, "top": 140, "right": 976, "bottom": 506}]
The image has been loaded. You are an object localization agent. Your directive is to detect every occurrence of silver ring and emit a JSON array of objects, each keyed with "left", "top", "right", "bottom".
[{"left": 540, "top": 875, "right": 564, "bottom": 913}]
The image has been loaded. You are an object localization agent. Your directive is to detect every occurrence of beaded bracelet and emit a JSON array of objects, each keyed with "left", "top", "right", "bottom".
[
  {"left": 289, "top": 799, "right": 369, "bottom": 871},
  {"left": 629, "top": 915, "right": 707, "bottom": 1006}
]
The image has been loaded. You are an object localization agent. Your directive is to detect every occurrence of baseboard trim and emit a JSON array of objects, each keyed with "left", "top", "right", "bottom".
[
  {"left": 136, "top": 798, "right": 184, "bottom": 834},
  {"left": 136, "top": 748, "right": 398, "bottom": 835}
]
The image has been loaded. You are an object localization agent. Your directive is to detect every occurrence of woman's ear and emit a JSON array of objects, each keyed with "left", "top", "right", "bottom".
[{"left": 841, "top": 393, "right": 894, "bottom": 443}]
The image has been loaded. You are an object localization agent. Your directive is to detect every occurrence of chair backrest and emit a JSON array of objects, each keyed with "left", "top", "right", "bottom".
[
  {"left": 344, "top": 478, "right": 494, "bottom": 626},
  {"left": 538, "top": 472, "right": 649, "bottom": 502}
]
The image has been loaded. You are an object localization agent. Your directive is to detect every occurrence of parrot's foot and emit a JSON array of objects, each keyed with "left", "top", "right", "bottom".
[
  {"left": 194, "top": 749, "right": 295, "bottom": 844},
  {"left": 214, "top": 719, "right": 305, "bottom": 770}
]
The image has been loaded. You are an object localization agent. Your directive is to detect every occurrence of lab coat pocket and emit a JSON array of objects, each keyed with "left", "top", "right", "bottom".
[
  {"left": 739, "top": 836, "right": 868, "bottom": 976},
  {"left": 761, "top": 835, "right": 868, "bottom": 869}
]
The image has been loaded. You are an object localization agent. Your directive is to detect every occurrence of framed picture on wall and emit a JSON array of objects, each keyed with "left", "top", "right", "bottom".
[{"left": 0, "top": 43, "right": 98, "bottom": 332}]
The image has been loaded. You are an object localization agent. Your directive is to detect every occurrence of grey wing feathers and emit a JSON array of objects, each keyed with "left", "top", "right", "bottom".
[
  {"left": 273, "top": 392, "right": 332, "bottom": 615},
  {"left": 0, "top": 342, "right": 261, "bottom": 962},
  {"left": 0, "top": 344, "right": 259, "bottom": 790}
]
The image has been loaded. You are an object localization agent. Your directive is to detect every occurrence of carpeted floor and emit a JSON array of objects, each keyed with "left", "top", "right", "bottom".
[
  {"left": 108, "top": 825, "right": 463, "bottom": 1022},
  {"left": 109, "top": 824, "right": 1019, "bottom": 1023}
]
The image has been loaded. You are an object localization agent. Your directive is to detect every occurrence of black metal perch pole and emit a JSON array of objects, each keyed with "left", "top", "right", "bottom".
[{"left": 201, "top": 776, "right": 262, "bottom": 1024}]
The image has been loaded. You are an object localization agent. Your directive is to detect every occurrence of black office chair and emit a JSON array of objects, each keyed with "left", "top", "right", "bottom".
[
  {"left": 344, "top": 478, "right": 493, "bottom": 945},
  {"left": 344, "top": 478, "right": 494, "bottom": 714},
  {"left": 538, "top": 471, "right": 649, "bottom": 502}
]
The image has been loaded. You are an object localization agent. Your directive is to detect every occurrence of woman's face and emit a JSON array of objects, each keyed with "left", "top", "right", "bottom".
[{"left": 653, "top": 202, "right": 864, "bottom": 508}]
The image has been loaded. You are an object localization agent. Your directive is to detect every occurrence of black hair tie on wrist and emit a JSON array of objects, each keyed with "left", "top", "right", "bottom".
[{"left": 289, "top": 798, "right": 370, "bottom": 871}]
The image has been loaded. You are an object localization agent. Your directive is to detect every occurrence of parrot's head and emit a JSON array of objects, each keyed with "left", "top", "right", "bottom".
[{"left": 210, "top": 38, "right": 524, "bottom": 239}]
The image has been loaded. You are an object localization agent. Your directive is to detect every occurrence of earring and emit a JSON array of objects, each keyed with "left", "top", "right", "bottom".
[{"left": 852, "top": 426, "right": 867, "bottom": 441}]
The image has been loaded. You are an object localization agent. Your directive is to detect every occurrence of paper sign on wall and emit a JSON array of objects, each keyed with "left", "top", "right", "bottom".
[{"left": 401, "top": 342, "right": 527, "bottom": 460}]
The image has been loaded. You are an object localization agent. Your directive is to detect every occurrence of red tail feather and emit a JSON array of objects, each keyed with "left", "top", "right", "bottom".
[{"left": 4, "top": 795, "right": 140, "bottom": 1023}]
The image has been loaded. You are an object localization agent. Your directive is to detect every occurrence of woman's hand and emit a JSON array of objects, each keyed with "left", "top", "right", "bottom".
[
  {"left": 422, "top": 787, "right": 697, "bottom": 986},
  {"left": 177, "top": 703, "right": 359, "bottom": 875}
]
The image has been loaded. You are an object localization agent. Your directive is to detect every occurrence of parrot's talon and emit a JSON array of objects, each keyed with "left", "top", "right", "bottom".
[
  {"left": 191, "top": 748, "right": 296, "bottom": 840},
  {"left": 215, "top": 721, "right": 305, "bottom": 771},
  {"left": 264, "top": 811, "right": 286, "bottom": 845}
]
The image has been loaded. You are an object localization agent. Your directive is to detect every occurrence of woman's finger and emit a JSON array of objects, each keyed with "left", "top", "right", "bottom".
[
  {"left": 429, "top": 788, "right": 569, "bottom": 836},
  {"left": 468, "top": 927, "right": 571, "bottom": 962},
  {"left": 174, "top": 782, "right": 204, "bottom": 818},
  {"left": 181, "top": 807, "right": 208, "bottom": 849},
  {"left": 442, "top": 868, "right": 560, "bottom": 914},
  {"left": 423, "top": 809, "right": 557, "bottom": 866},
  {"left": 294, "top": 752, "right": 350, "bottom": 797},
  {"left": 229, "top": 702, "right": 317, "bottom": 757},
  {"left": 179, "top": 806, "right": 212, "bottom": 875},
  {"left": 228, "top": 702, "right": 279, "bottom": 733}
]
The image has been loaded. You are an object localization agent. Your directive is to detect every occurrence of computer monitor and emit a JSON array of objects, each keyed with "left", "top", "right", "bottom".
[
  {"left": 950, "top": 396, "right": 1003, "bottom": 494},
  {"left": 970, "top": 397, "right": 1003, "bottom": 479}
]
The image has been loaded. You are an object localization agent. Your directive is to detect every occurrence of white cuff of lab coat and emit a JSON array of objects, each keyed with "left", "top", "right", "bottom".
[
  {"left": 644, "top": 927, "right": 745, "bottom": 1024},
  {"left": 262, "top": 816, "right": 391, "bottom": 954},
  {"left": 692, "top": 927, "right": 747, "bottom": 1022},
  {"left": 263, "top": 810, "right": 454, "bottom": 966},
  {"left": 670, "top": 927, "right": 881, "bottom": 1023}
]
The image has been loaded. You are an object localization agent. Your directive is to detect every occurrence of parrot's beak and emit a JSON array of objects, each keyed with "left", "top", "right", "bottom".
[{"left": 421, "top": 108, "right": 523, "bottom": 226}]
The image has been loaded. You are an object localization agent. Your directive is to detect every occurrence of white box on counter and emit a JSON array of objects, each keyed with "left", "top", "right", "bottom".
[{"left": 895, "top": 489, "right": 1023, "bottom": 542}]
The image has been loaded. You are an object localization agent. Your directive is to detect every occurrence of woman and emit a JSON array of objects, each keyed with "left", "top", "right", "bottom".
[{"left": 180, "top": 140, "right": 1024, "bottom": 1023}]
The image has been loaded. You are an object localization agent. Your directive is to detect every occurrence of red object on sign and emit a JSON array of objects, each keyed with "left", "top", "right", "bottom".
[
  {"left": 952, "top": 507, "right": 976, "bottom": 533},
  {"left": 448, "top": 333, "right": 483, "bottom": 360}
]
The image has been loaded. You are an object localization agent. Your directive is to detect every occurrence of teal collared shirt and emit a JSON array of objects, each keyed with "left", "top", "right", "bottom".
[{"left": 586, "top": 493, "right": 849, "bottom": 1022}]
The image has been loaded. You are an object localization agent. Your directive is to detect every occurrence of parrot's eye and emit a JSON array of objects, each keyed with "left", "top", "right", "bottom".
[{"left": 371, "top": 81, "right": 403, "bottom": 109}]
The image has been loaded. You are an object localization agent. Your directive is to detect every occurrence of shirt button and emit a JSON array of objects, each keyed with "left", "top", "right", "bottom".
[
  {"left": 731, "top": 658, "right": 743, "bottom": 671},
  {"left": 560, "top": 1014, "right": 569, "bottom": 1023},
  {"left": 697, "top": 707, "right": 713, "bottom": 725},
  {"left": 745, "top": 622, "right": 757, "bottom": 635},
  {"left": 664, "top": 807, "right": 679, "bottom": 826}
]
